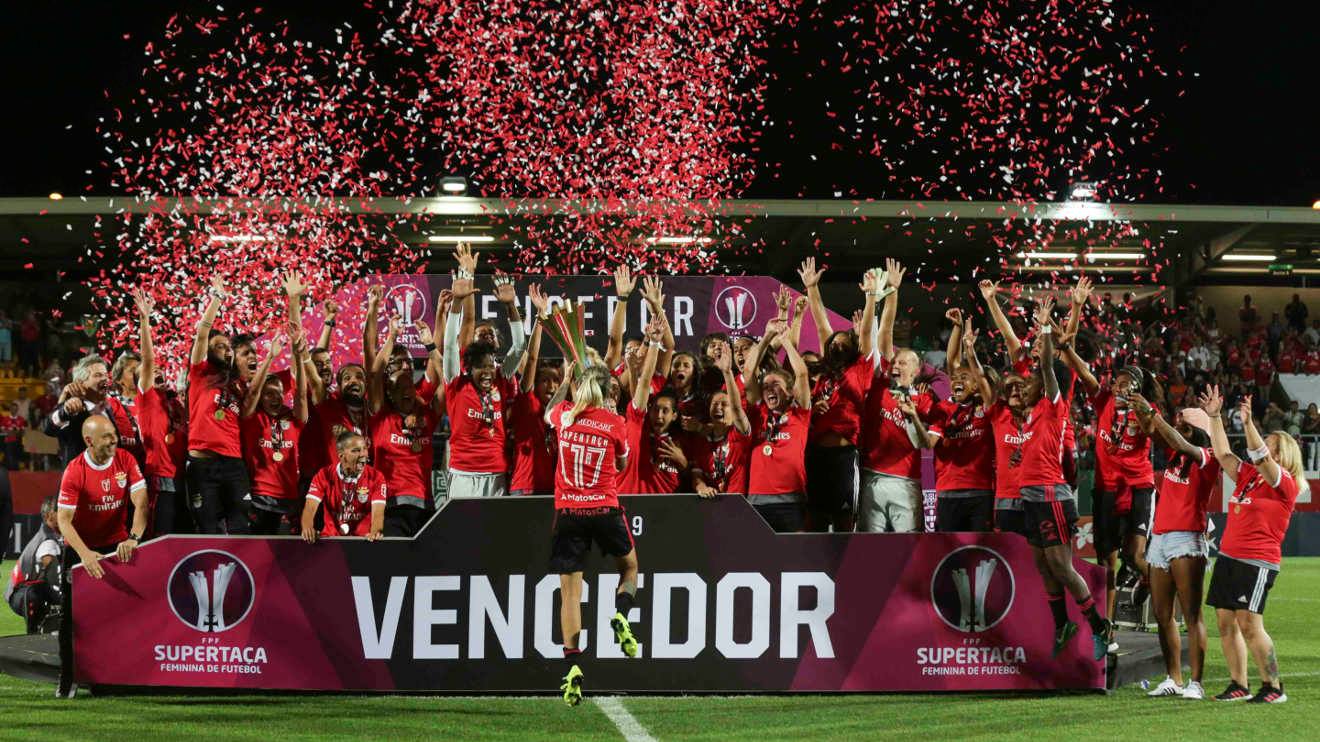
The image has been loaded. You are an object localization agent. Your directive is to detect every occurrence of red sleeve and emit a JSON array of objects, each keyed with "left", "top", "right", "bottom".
[
  {"left": 416, "top": 377, "right": 438, "bottom": 403},
  {"left": 614, "top": 414, "right": 631, "bottom": 459},
  {"left": 57, "top": 465, "right": 80, "bottom": 510},
  {"left": 927, "top": 401, "right": 951, "bottom": 437},
  {"left": 306, "top": 469, "right": 328, "bottom": 501},
  {"left": 125, "top": 451, "right": 146, "bottom": 490},
  {"left": 548, "top": 401, "right": 573, "bottom": 431},
  {"left": 370, "top": 470, "right": 388, "bottom": 504}
]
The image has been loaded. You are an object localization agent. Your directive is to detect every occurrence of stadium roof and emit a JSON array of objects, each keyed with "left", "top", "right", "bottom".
[{"left": 2, "top": 196, "right": 1318, "bottom": 283}]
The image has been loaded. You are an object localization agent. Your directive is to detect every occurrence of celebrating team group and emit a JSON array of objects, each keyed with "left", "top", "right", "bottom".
[{"left": 49, "top": 243, "right": 1304, "bottom": 704}]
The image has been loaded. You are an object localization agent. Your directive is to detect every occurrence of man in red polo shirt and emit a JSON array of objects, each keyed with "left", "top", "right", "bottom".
[{"left": 55, "top": 414, "right": 148, "bottom": 699}]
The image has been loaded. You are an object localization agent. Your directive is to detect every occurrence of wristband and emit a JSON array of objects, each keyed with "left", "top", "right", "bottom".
[
  {"left": 1037, "top": 325, "right": 1052, "bottom": 335},
  {"left": 649, "top": 341, "right": 664, "bottom": 349},
  {"left": 424, "top": 342, "right": 437, "bottom": 353},
  {"left": 324, "top": 319, "right": 336, "bottom": 328},
  {"left": 456, "top": 269, "right": 474, "bottom": 281},
  {"left": 1247, "top": 445, "right": 1269, "bottom": 464}
]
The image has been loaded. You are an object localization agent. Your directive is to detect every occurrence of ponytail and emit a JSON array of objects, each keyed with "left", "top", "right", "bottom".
[
  {"left": 564, "top": 366, "right": 609, "bottom": 427},
  {"left": 1271, "top": 431, "right": 1309, "bottom": 497}
]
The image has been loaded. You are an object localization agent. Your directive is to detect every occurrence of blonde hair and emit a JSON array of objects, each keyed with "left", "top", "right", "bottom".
[
  {"left": 565, "top": 365, "right": 609, "bottom": 427},
  {"left": 1270, "top": 431, "right": 1309, "bottom": 496}
]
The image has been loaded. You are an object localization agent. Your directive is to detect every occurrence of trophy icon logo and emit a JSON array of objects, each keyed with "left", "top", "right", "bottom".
[
  {"left": 930, "top": 546, "right": 1015, "bottom": 633},
  {"left": 167, "top": 550, "right": 256, "bottom": 633}
]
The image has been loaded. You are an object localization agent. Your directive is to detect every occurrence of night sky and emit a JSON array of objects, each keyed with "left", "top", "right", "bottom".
[{"left": 2, "top": 1, "right": 1316, "bottom": 206}]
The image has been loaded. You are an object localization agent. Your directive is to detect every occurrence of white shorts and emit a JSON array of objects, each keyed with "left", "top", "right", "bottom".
[
  {"left": 448, "top": 470, "right": 508, "bottom": 499},
  {"left": 858, "top": 470, "right": 922, "bottom": 533},
  {"left": 1146, "top": 530, "right": 1208, "bottom": 570}
]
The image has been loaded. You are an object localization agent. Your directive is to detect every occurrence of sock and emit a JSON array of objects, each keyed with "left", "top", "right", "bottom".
[
  {"left": 615, "top": 589, "right": 637, "bottom": 617},
  {"left": 1047, "top": 593, "right": 1068, "bottom": 631},
  {"left": 563, "top": 645, "right": 582, "bottom": 672},
  {"left": 1075, "top": 594, "right": 1107, "bottom": 634}
]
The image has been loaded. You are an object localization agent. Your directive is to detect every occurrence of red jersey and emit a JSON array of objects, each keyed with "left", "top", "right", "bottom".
[
  {"left": 621, "top": 404, "right": 683, "bottom": 494},
  {"left": 57, "top": 449, "right": 145, "bottom": 548},
  {"left": 310, "top": 394, "right": 370, "bottom": 470},
  {"left": 928, "top": 400, "right": 994, "bottom": 491},
  {"left": 240, "top": 409, "right": 304, "bottom": 500},
  {"left": 1219, "top": 461, "right": 1300, "bottom": 564},
  {"left": 809, "top": 356, "right": 874, "bottom": 445},
  {"left": 989, "top": 402, "right": 1026, "bottom": 501},
  {"left": 187, "top": 360, "right": 243, "bottom": 458},
  {"left": 746, "top": 404, "right": 810, "bottom": 496},
  {"left": 369, "top": 403, "right": 440, "bottom": 504},
  {"left": 1093, "top": 389, "right": 1154, "bottom": 490},
  {"left": 510, "top": 391, "right": 557, "bottom": 494},
  {"left": 547, "top": 401, "right": 630, "bottom": 509},
  {"left": 690, "top": 425, "right": 753, "bottom": 495},
  {"left": 1018, "top": 391, "right": 1069, "bottom": 488},
  {"left": 1306, "top": 351, "right": 1320, "bottom": 375},
  {"left": 1154, "top": 446, "right": 1220, "bottom": 534},
  {"left": 445, "top": 375, "right": 514, "bottom": 474},
  {"left": 306, "top": 464, "right": 388, "bottom": 537},
  {"left": 105, "top": 395, "right": 145, "bottom": 466},
  {"left": 133, "top": 387, "right": 187, "bottom": 480},
  {"left": 859, "top": 378, "right": 934, "bottom": 480}
]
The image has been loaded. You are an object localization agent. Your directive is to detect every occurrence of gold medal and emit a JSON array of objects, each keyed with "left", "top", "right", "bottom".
[
  {"left": 272, "top": 451, "right": 285, "bottom": 462},
  {"left": 411, "top": 440, "right": 423, "bottom": 453},
  {"left": 165, "top": 433, "right": 174, "bottom": 444},
  {"left": 1234, "top": 505, "right": 1241, "bottom": 514},
  {"left": 214, "top": 409, "right": 226, "bottom": 421},
  {"left": 762, "top": 444, "right": 773, "bottom": 457},
  {"left": 487, "top": 427, "right": 496, "bottom": 437}
]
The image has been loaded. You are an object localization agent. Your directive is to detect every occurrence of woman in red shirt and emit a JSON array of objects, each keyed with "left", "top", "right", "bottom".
[
  {"left": 692, "top": 342, "right": 752, "bottom": 497},
  {"left": 742, "top": 319, "right": 812, "bottom": 533},
  {"left": 240, "top": 329, "right": 310, "bottom": 535},
  {"left": 510, "top": 285, "right": 561, "bottom": 497},
  {"left": 1129, "top": 397, "right": 1218, "bottom": 700},
  {"left": 542, "top": 363, "right": 640, "bottom": 707},
  {"left": 1202, "top": 386, "right": 1306, "bottom": 704}
]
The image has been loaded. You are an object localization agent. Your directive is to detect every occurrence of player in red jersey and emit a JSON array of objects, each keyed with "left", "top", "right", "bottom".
[
  {"left": 692, "top": 340, "right": 752, "bottom": 497},
  {"left": 542, "top": 363, "right": 639, "bottom": 706},
  {"left": 54, "top": 415, "right": 148, "bottom": 699},
  {"left": 240, "top": 327, "right": 310, "bottom": 535},
  {"left": 510, "top": 285, "right": 562, "bottom": 496},
  {"left": 1201, "top": 386, "right": 1305, "bottom": 704},
  {"left": 130, "top": 289, "right": 189, "bottom": 535},
  {"left": 859, "top": 260, "right": 934, "bottom": 533},
  {"left": 1017, "top": 298, "right": 1111, "bottom": 662},
  {"left": 301, "top": 431, "right": 387, "bottom": 541},
  {"left": 605, "top": 267, "right": 674, "bottom": 408},
  {"left": 987, "top": 369, "right": 1030, "bottom": 536},
  {"left": 368, "top": 313, "right": 445, "bottom": 536},
  {"left": 796, "top": 259, "right": 877, "bottom": 532},
  {"left": 1128, "top": 396, "right": 1218, "bottom": 700},
  {"left": 618, "top": 319, "right": 687, "bottom": 494},
  {"left": 742, "top": 319, "right": 813, "bottom": 532},
  {"left": 443, "top": 270, "right": 526, "bottom": 498},
  {"left": 925, "top": 324, "right": 995, "bottom": 532},
  {"left": 186, "top": 275, "right": 254, "bottom": 534}
]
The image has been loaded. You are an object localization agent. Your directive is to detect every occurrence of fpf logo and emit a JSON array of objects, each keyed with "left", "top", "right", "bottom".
[
  {"left": 930, "top": 546, "right": 1015, "bottom": 633},
  {"left": 167, "top": 550, "right": 256, "bottom": 633},
  {"left": 714, "top": 286, "right": 757, "bottom": 331},
  {"left": 385, "top": 284, "right": 428, "bottom": 326}
]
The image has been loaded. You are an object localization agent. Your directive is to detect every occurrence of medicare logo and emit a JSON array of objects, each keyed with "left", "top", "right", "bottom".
[
  {"left": 930, "top": 546, "right": 1014, "bottom": 633},
  {"left": 714, "top": 286, "right": 757, "bottom": 331},
  {"left": 167, "top": 550, "right": 256, "bottom": 633}
]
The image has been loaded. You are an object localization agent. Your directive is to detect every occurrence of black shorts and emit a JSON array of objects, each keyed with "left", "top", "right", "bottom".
[
  {"left": 804, "top": 445, "right": 859, "bottom": 519},
  {"left": 753, "top": 501, "right": 807, "bottom": 533},
  {"left": 1023, "top": 499, "right": 1078, "bottom": 549},
  {"left": 935, "top": 492, "right": 994, "bottom": 532},
  {"left": 1207, "top": 556, "right": 1278, "bottom": 614},
  {"left": 1093, "top": 487, "right": 1155, "bottom": 555},
  {"left": 995, "top": 503, "right": 1028, "bottom": 537},
  {"left": 549, "top": 507, "right": 635, "bottom": 573}
]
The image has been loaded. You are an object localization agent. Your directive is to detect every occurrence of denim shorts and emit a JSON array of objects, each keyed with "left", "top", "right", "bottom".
[{"left": 1146, "top": 530, "right": 1208, "bottom": 570}]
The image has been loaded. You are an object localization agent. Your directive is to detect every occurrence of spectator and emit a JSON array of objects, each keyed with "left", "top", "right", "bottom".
[
  {"left": 14, "top": 386, "right": 32, "bottom": 424},
  {"left": 1166, "top": 371, "right": 1189, "bottom": 409},
  {"left": 1303, "top": 403, "right": 1320, "bottom": 436},
  {"left": 1261, "top": 403, "right": 1287, "bottom": 435},
  {"left": 0, "top": 309, "right": 12, "bottom": 365},
  {"left": 5, "top": 495, "right": 61, "bottom": 633},
  {"left": 1, "top": 402, "right": 26, "bottom": 470},
  {"left": 1284, "top": 401, "right": 1303, "bottom": 437},
  {"left": 17, "top": 310, "right": 41, "bottom": 377},
  {"left": 41, "top": 358, "right": 66, "bottom": 395},
  {"left": 1238, "top": 295, "right": 1258, "bottom": 338},
  {"left": 1267, "top": 313, "right": 1285, "bottom": 355},
  {"left": 1305, "top": 319, "right": 1320, "bottom": 348},
  {"left": 1285, "top": 294, "right": 1308, "bottom": 332}
]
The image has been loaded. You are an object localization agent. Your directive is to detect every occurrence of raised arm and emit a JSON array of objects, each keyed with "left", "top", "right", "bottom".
[
  {"left": 630, "top": 318, "right": 663, "bottom": 411},
  {"left": 455, "top": 242, "right": 478, "bottom": 350},
  {"left": 543, "top": 360, "right": 574, "bottom": 426},
  {"left": 444, "top": 275, "right": 475, "bottom": 383},
  {"left": 368, "top": 317, "right": 400, "bottom": 416},
  {"left": 363, "top": 285, "right": 383, "bottom": 374},
  {"left": 779, "top": 331, "right": 812, "bottom": 409},
  {"left": 879, "top": 258, "right": 905, "bottom": 361},
  {"left": 1034, "top": 297, "right": 1059, "bottom": 400},
  {"left": 132, "top": 289, "right": 155, "bottom": 394},
  {"left": 742, "top": 321, "right": 781, "bottom": 407},
  {"left": 714, "top": 342, "right": 750, "bottom": 436},
  {"left": 241, "top": 334, "right": 285, "bottom": 418},
  {"left": 1200, "top": 385, "right": 1242, "bottom": 479},
  {"left": 1066, "top": 275, "right": 1092, "bottom": 341},
  {"left": 522, "top": 284, "right": 549, "bottom": 394},
  {"left": 857, "top": 269, "right": 879, "bottom": 359},
  {"left": 944, "top": 308, "right": 964, "bottom": 370},
  {"left": 191, "top": 276, "right": 227, "bottom": 365},
  {"left": 605, "top": 266, "right": 635, "bottom": 371},
  {"left": 291, "top": 323, "right": 310, "bottom": 424},
  {"left": 493, "top": 274, "right": 527, "bottom": 379},
  {"left": 978, "top": 279, "right": 1023, "bottom": 361},
  {"left": 963, "top": 321, "right": 995, "bottom": 406},
  {"left": 786, "top": 291, "right": 806, "bottom": 352},
  {"left": 316, "top": 297, "right": 338, "bottom": 352},
  {"left": 1051, "top": 317, "right": 1100, "bottom": 396},
  {"left": 1239, "top": 395, "right": 1283, "bottom": 487},
  {"left": 425, "top": 290, "right": 452, "bottom": 388},
  {"left": 282, "top": 270, "right": 306, "bottom": 334},
  {"left": 640, "top": 276, "right": 674, "bottom": 377},
  {"left": 1130, "top": 393, "right": 1199, "bottom": 459},
  {"left": 797, "top": 258, "right": 832, "bottom": 351}
]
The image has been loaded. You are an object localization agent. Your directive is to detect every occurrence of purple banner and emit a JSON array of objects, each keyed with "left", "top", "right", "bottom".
[{"left": 73, "top": 496, "right": 1106, "bottom": 693}]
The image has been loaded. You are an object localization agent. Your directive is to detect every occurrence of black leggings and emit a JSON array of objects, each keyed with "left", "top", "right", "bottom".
[{"left": 187, "top": 455, "right": 252, "bottom": 535}]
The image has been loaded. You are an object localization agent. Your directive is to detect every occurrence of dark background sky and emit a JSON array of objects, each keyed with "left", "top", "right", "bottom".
[{"left": 2, "top": 1, "right": 1316, "bottom": 206}]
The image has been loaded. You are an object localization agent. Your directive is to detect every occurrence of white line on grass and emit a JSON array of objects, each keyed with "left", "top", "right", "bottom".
[{"left": 594, "top": 697, "right": 657, "bottom": 742}]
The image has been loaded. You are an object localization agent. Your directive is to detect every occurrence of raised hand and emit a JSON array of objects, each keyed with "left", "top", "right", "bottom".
[
  {"left": 961, "top": 321, "right": 979, "bottom": 349},
  {"left": 415, "top": 319, "right": 435, "bottom": 347},
  {"left": 529, "top": 283, "right": 549, "bottom": 316},
  {"left": 493, "top": 272, "right": 517, "bottom": 305},
  {"left": 978, "top": 279, "right": 998, "bottom": 302},
  {"left": 713, "top": 341, "right": 733, "bottom": 372},
  {"left": 366, "top": 285, "right": 384, "bottom": 307},
  {"left": 1033, "top": 295, "right": 1055, "bottom": 329},
  {"left": 641, "top": 275, "right": 665, "bottom": 309},
  {"left": 860, "top": 269, "right": 877, "bottom": 295},
  {"left": 774, "top": 285, "right": 792, "bottom": 316},
  {"left": 386, "top": 316, "right": 402, "bottom": 339},
  {"left": 1071, "top": 275, "right": 1094, "bottom": 307},
  {"left": 884, "top": 258, "right": 905, "bottom": 289},
  {"left": 1128, "top": 392, "right": 1153, "bottom": 417},
  {"left": 1238, "top": 395, "right": 1254, "bottom": 425},
  {"left": 763, "top": 318, "right": 787, "bottom": 338},
  {"left": 131, "top": 288, "right": 154, "bottom": 318},
  {"left": 437, "top": 289, "right": 454, "bottom": 317},
  {"left": 644, "top": 315, "right": 665, "bottom": 342},
  {"left": 450, "top": 273, "right": 477, "bottom": 301},
  {"left": 209, "top": 275, "right": 229, "bottom": 298},
  {"left": 793, "top": 295, "right": 808, "bottom": 318},
  {"left": 659, "top": 439, "right": 688, "bottom": 469},
  {"left": 1198, "top": 384, "right": 1223, "bottom": 416},
  {"left": 945, "top": 307, "right": 963, "bottom": 325},
  {"left": 797, "top": 257, "right": 823, "bottom": 289},
  {"left": 321, "top": 297, "right": 339, "bottom": 321},
  {"left": 613, "top": 265, "right": 635, "bottom": 298},
  {"left": 455, "top": 242, "right": 478, "bottom": 274},
  {"left": 281, "top": 270, "right": 305, "bottom": 297}
]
